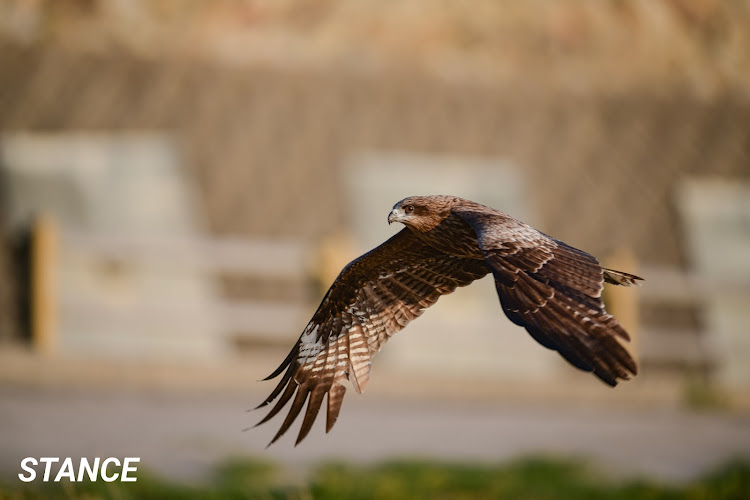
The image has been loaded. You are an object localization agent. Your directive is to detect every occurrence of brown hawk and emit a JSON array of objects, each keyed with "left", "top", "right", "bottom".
[{"left": 255, "top": 195, "right": 642, "bottom": 446}]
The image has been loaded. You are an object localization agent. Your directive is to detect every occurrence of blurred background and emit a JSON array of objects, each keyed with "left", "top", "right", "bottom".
[{"left": 1, "top": 0, "right": 749, "bottom": 496}]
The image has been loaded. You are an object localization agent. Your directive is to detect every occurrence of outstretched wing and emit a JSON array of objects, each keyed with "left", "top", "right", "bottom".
[
  {"left": 453, "top": 208, "right": 641, "bottom": 386},
  {"left": 255, "top": 228, "right": 489, "bottom": 446}
]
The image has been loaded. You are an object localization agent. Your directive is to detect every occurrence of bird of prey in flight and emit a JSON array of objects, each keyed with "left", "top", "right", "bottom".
[{"left": 255, "top": 195, "right": 642, "bottom": 446}]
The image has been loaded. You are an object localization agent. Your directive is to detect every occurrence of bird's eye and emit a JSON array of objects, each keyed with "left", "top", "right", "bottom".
[{"left": 404, "top": 205, "right": 415, "bottom": 213}]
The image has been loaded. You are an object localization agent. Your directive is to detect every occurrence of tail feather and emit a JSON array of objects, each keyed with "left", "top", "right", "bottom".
[{"left": 603, "top": 268, "right": 643, "bottom": 287}]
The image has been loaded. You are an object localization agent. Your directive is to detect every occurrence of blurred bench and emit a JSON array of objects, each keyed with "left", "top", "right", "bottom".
[
  {"left": 32, "top": 215, "right": 312, "bottom": 359},
  {"left": 636, "top": 265, "right": 750, "bottom": 373}
]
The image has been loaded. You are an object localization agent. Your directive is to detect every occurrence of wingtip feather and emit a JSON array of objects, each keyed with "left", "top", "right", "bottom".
[
  {"left": 326, "top": 384, "right": 346, "bottom": 433},
  {"left": 294, "top": 388, "right": 327, "bottom": 446}
]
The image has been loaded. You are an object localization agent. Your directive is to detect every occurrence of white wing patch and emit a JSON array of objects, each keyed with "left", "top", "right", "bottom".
[{"left": 298, "top": 323, "right": 323, "bottom": 364}]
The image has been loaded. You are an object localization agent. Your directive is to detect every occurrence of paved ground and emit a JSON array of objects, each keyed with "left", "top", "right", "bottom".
[{"left": 1, "top": 386, "right": 749, "bottom": 485}]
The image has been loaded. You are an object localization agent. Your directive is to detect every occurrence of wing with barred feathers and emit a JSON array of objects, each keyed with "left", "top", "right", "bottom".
[
  {"left": 255, "top": 228, "right": 489, "bottom": 446},
  {"left": 452, "top": 207, "right": 642, "bottom": 387}
]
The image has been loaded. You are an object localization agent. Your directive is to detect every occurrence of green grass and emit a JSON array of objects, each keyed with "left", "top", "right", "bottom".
[{"left": 1, "top": 457, "right": 748, "bottom": 500}]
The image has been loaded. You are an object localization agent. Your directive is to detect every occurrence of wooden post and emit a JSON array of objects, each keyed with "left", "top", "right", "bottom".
[
  {"left": 604, "top": 247, "right": 641, "bottom": 361},
  {"left": 32, "top": 214, "right": 58, "bottom": 355}
]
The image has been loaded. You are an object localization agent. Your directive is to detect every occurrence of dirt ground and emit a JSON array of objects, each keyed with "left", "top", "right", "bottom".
[{"left": 1, "top": 385, "right": 749, "bottom": 485}]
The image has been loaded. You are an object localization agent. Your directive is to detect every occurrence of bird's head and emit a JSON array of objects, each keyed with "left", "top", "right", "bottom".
[{"left": 387, "top": 195, "right": 456, "bottom": 232}]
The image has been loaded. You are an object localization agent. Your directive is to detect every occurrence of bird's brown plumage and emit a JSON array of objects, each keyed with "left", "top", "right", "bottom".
[{"left": 255, "top": 195, "right": 642, "bottom": 446}]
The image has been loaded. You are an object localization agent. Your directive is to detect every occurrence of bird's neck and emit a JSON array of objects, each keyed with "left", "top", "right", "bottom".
[{"left": 411, "top": 212, "right": 484, "bottom": 259}]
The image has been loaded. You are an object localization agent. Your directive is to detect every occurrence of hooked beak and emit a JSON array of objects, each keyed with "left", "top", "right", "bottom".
[{"left": 387, "top": 208, "right": 402, "bottom": 225}]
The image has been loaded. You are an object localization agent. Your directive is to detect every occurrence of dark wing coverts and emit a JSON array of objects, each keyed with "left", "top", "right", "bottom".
[
  {"left": 255, "top": 228, "right": 488, "bottom": 445},
  {"left": 452, "top": 208, "right": 638, "bottom": 387}
]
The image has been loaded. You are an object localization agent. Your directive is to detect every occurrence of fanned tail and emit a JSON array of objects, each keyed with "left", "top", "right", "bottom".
[{"left": 603, "top": 268, "right": 643, "bottom": 287}]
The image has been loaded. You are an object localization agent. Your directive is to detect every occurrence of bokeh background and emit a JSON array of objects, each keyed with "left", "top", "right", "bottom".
[{"left": 1, "top": 0, "right": 749, "bottom": 496}]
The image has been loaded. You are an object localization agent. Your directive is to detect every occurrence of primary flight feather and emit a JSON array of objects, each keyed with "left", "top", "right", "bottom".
[{"left": 255, "top": 195, "right": 642, "bottom": 446}]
